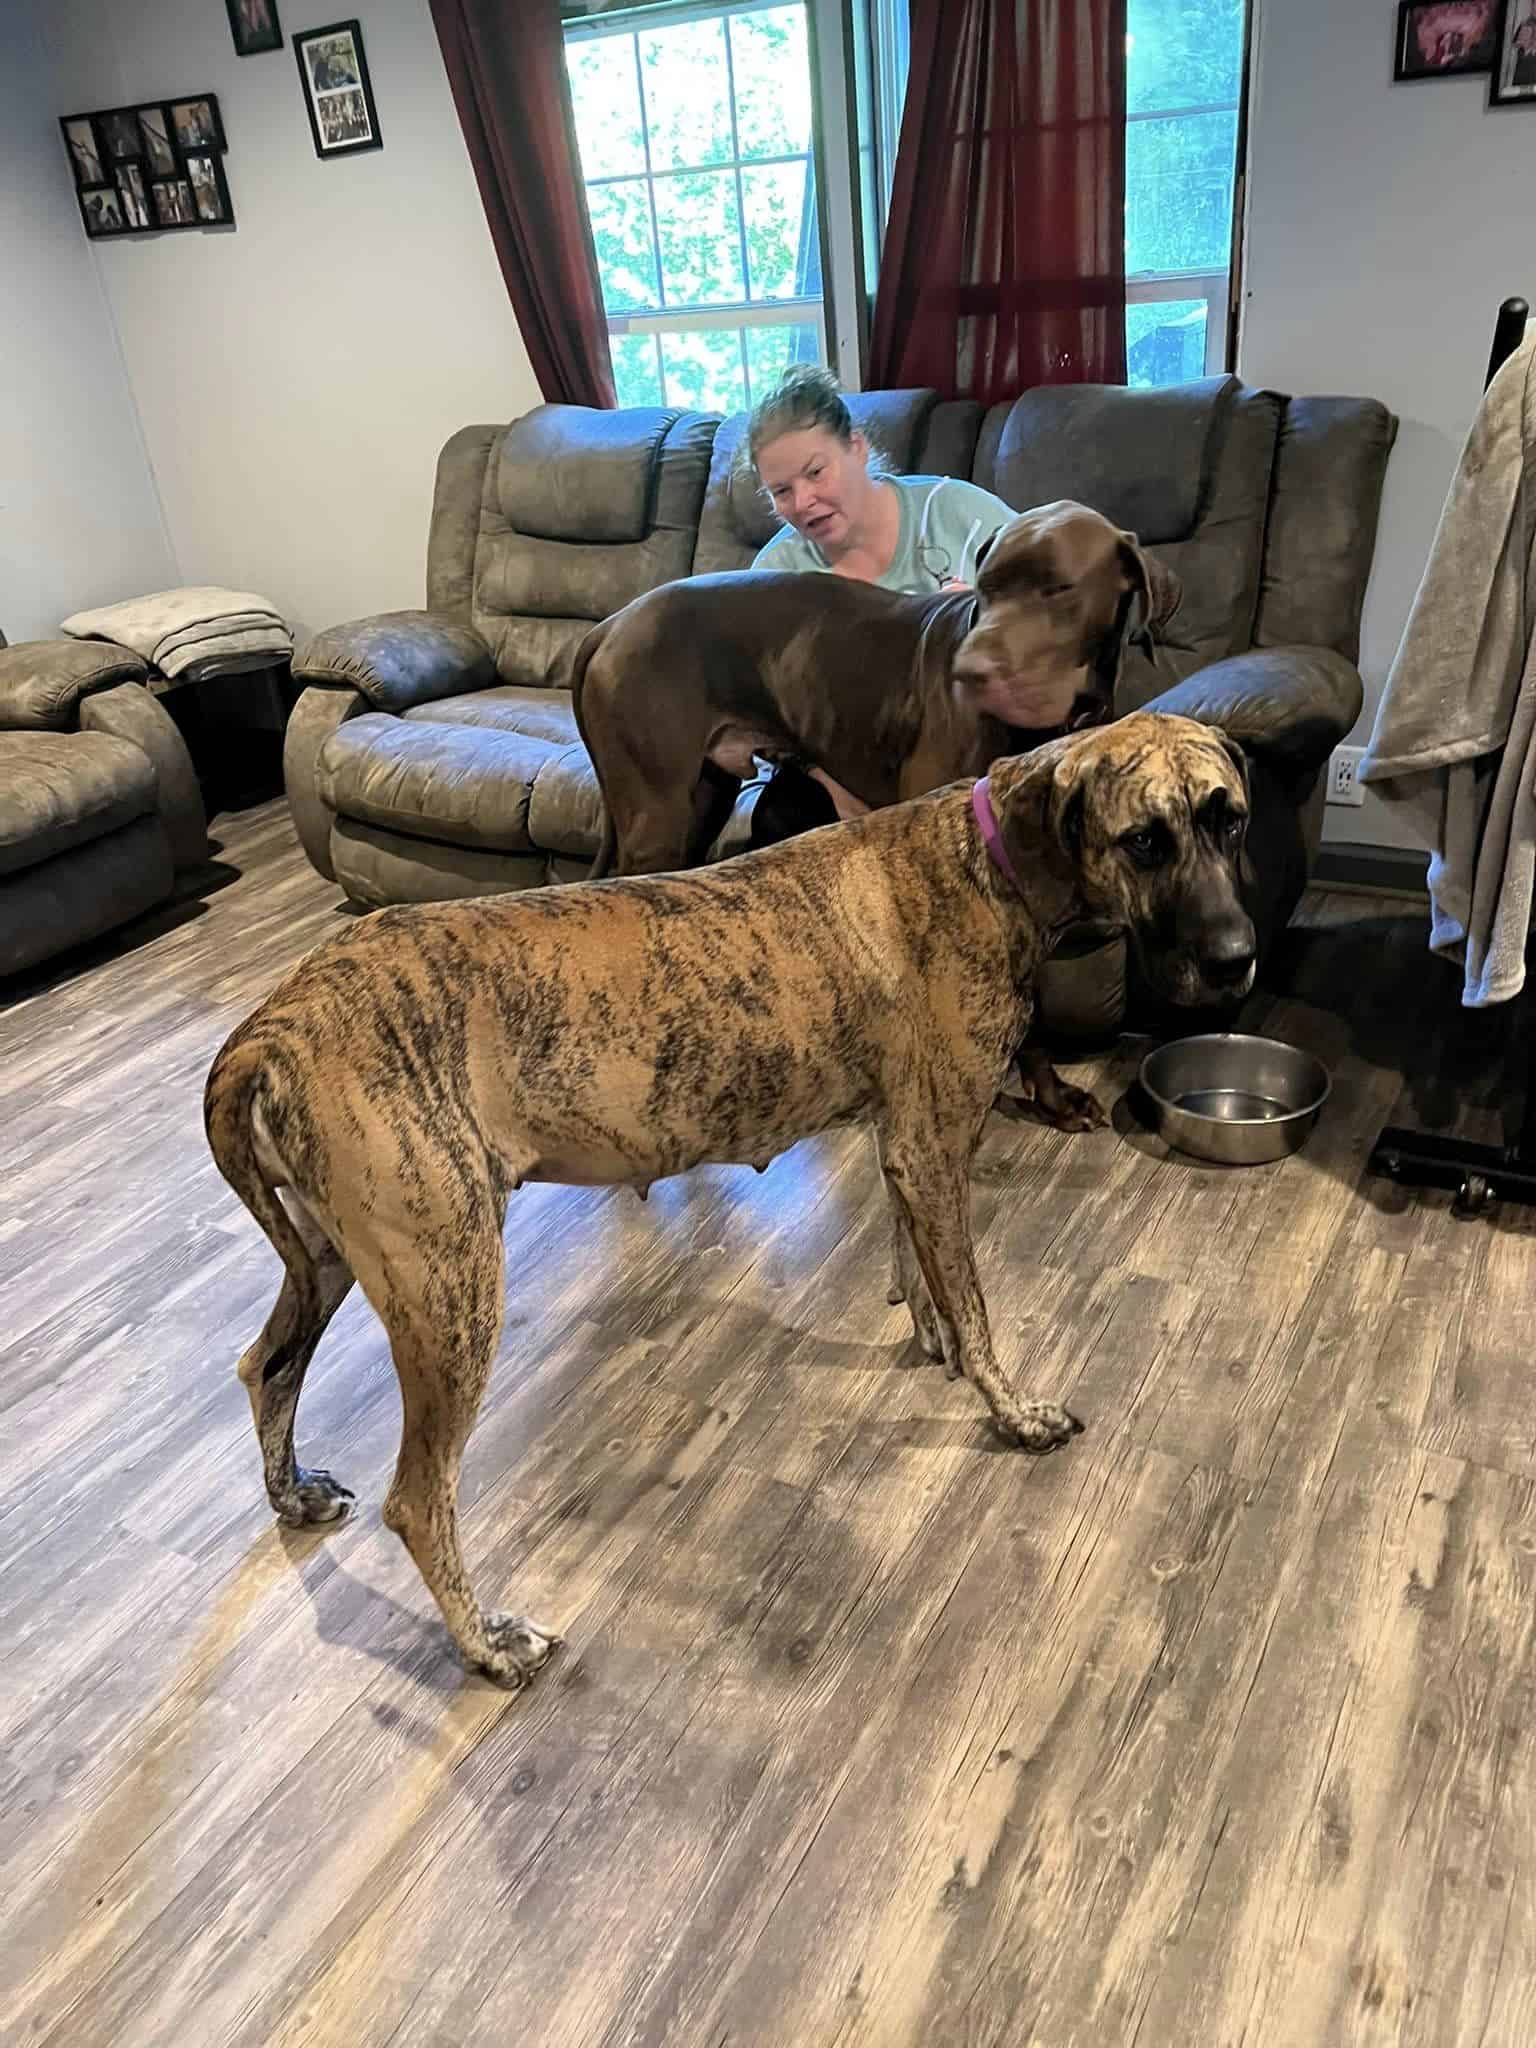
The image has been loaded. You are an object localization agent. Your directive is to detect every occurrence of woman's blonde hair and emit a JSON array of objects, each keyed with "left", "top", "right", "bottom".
[{"left": 741, "top": 363, "right": 887, "bottom": 483}]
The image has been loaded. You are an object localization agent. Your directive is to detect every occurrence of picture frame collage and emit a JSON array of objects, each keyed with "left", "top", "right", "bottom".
[{"left": 61, "top": 97, "right": 234, "bottom": 240}]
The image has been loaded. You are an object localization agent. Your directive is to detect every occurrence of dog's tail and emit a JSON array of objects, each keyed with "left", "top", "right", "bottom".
[
  {"left": 204, "top": 1028, "right": 322, "bottom": 1306},
  {"left": 570, "top": 621, "right": 618, "bottom": 881}
]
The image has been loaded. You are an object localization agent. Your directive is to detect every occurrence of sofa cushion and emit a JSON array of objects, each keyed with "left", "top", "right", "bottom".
[
  {"left": 0, "top": 731, "right": 157, "bottom": 877},
  {"left": 472, "top": 412, "right": 717, "bottom": 685},
  {"left": 403, "top": 684, "right": 581, "bottom": 747},
  {"left": 318, "top": 713, "right": 558, "bottom": 854},
  {"left": 993, "top": 377, "right": 1240, "bottom": 543},
  {"left": 525, "top": 739, "right": 605, "bottom": 858},
  {"left": 495, "top": 405, "right": 671, "bottom": 544},
  {"left": 1255, "top": 396, "right": 1399, "bottom": 663}
]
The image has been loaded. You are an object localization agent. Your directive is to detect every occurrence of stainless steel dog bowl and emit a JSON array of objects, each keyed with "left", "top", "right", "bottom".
[{"left": 1138, "top": 1033, "right": 1331, "bottom": 1166}]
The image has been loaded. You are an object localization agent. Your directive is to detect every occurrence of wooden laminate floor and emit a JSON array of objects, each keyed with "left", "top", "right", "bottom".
[{"left": 2, "top": 802, "right": 1534, "bottom": 2047}]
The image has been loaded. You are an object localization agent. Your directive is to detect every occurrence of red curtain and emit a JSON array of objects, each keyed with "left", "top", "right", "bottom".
[
  {"left": 868, "top": 0, "right": 1127, "bottom": 403},
  {"left": 430, "top": 0, "right": 616, "bottom": 408}
]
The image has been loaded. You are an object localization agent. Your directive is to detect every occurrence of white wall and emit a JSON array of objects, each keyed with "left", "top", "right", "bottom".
[
  {"left": 1240, "top": 0, "right": 1532, "bottom": 848},
  {"left": 40, "top": 0, "right": 542, "bottom": 641},
  {"left": 0, "top": 0, "right": 176, "bottom": 642}
]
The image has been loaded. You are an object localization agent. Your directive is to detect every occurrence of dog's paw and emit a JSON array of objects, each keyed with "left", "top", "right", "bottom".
[
  {"left": 992, "top": 1401, "right": 1083, "bottom": 1452},
  {"left": 275, "top": 1468, "right": 355, "bottom": 1527},
  {"left": 1011, "top": 1068, "right": 1107, "bottom": 1134},
  {"left": 472, "top": 1613, "right": 563, "bottom": 1691}
]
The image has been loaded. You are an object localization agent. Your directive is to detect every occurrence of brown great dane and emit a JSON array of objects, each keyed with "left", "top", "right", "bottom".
[
  {"left": 205, "top": 712, "right": 1254, "bottom": 1691},
  {"left": 572, "top": 498, "right": 1182, "bottom": 880}
]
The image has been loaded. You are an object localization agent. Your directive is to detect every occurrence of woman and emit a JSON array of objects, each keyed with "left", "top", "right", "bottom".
[
  {"left": 743, "top": 364, "right": 1019, "bottom": 839},
  {"left": 749, "top": 364, "right": 1016, "bottom": 594}
]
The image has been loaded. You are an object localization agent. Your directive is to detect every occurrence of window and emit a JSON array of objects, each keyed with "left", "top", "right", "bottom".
[
  {"left": 565, "top": 0, "right": 1249, "bottom": 407},
  {"left": 564, "top": 1, "right": 826, "bottom": 412},
  {"left": 1125, "top": 0, "right": 1247, "bottom": 389}
]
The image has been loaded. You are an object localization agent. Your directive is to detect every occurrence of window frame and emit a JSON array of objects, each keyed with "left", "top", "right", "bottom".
[{"left": 564, "top": 0, "right": 835, "bottom": 408}]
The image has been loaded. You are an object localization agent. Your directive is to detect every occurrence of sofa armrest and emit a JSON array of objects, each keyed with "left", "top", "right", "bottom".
[
  {"left": 284, "top": 684, "right": 369, "bottom": 882},
  {"left": 294, "top": 610, "right": 494, "bottom": 713},
  {"left": 78, "top": 682, "right": 209, "bottom": 868},
  {"left": 0, "top": 639, "right": 148, "bottom": 730},
  {"left": 1140, "top": 645, "right": 1364, "bottom": 774}
]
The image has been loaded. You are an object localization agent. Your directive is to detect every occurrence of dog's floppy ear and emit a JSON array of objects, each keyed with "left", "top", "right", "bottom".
[
  {"left": 1117, "top": 533, "right": 1182, "bottom": 643},
  {"left": 1216, "top": 729, "right": 1251, "bottom": 801},
  {"left": 972, "top": 528, "right": 1000, "bottom": 575},
  {"left": 986, "top": 736, "right": 1093, "bottom": 885}
]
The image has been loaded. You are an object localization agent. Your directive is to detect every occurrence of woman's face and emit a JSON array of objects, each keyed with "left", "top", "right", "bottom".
[{"left": 755, "top": 426, "right": 873, "bottom": 553}]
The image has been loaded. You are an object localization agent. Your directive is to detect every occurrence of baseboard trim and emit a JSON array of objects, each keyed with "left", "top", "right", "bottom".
[{"left": 1313, "top": 843, "right": 1429, "bottom": 897}]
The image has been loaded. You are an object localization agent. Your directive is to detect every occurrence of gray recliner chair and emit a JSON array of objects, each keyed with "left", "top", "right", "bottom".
[{"left": 0, "top": 634, "right": 209, "bottom": 978}]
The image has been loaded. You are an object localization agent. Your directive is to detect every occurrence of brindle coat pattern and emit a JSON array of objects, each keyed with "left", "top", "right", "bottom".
[{"left": 205, "top": 713, "right": 1254, "bottom": 1691}]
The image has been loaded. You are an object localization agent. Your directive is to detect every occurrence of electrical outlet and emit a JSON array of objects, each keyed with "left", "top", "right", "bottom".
[{"left": 1328, "top": 745, "right": 1365, "bottom": 807}]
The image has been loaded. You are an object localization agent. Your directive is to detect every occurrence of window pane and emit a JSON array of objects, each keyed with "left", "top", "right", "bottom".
[
  {"left": 1125, "top": 109, "right": 1237, "bottom": 275},
  {"left": 609, "top": 333, "right": 664, "bottom": 408},
  {"left": 1126, "top": 299, "right": 1208, "bottom": 388},
  {"left": 745, "top": 321, "right": 821, "bottom": 402},
  {"left": 639, "top": 18, "right": 732, "bottom": 171},
  {"left": 741, "top": 161, "right": 813, "bottom": 300},
  {"left": 654, "top": 170, "right": 744, "bottom": 306},
  {"left": 661, "top": 328, "right": 748, "bottom": 413},
  {"left": 1126, "top": 0, "right": 1245, "bottom": 115},
  {"left": 730, "top": 6, "right": 813, "bottom": 158},
  {"left": 585, "top": 179, "right": 660, "bottom": 311},
  {"left": 565, "top": 35, "right": 646, "bottom": 178}
]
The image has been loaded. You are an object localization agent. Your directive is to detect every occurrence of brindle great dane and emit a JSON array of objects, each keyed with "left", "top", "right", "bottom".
[{"left": 205, "top": 713, "right": 1255, "bottom": 1691}]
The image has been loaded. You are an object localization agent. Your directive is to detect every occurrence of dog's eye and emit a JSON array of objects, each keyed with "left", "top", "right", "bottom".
[
  {"left": 1225, "top": 812, "right": 1248, "bottom": 843},
  {"left": 1121, "top": 825, "right": 1168, "bottom": 869}
]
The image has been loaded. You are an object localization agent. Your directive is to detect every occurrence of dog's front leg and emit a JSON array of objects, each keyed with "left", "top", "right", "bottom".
[{"left": 878, "top": 1133, "right": 1081, "bottom": 1452}]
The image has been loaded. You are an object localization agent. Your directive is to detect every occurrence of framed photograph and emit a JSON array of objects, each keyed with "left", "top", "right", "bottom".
[
  {"left": 294, "top": 20, "right": 382, "bottom": 158},
  {"left": 1395, "top": 1, "right": 1498, "bottom": 77},
  {"left": 60, "top": 115, "right": 106, "bottom": 187},
  {"left": 137, "top": 104, "right": 180, "bottom": 176},
  {"left": 78, "top": 184, "right": 127, "bottom": 238},
  {"left": 168, "top": 94, "right": 225, "bottom": 153},
  {"left": 152, "top": 176, "right": 199, "bottom": 228},
  {"left": 184, "top": 150, "right": 235, "bottom": 225},
  {"left": 1491, "top": 0, "right": 1536, "bottom": 100},
  {"left": 226, "top": 0, "right": 283, "bottom": 56},
  {"left": 114, "top": 159, "right": 153, "bottom": 230},
  {"left": 99, "top": 107, "right": 145, "bottom": 159}
]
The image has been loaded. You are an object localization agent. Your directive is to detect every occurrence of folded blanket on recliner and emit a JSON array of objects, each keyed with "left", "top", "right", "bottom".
[{"left": 61, "top": 586, "right": 293, "bottom": 676}]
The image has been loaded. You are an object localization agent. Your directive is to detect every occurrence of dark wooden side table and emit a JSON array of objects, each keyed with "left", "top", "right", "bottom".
[{"left": 154, "top": 660, "right": 301, "bottom": 814}]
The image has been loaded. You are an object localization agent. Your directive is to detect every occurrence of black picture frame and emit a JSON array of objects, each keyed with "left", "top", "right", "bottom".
[
  {"left": 183, "top": 150, "right": 236, "bottom": 226},
  {"left": 1393, "top": 0, "right": 1498, "bottom": 79},
  {"left": 226, "top": 0, "right": 283, "bottom": 56},
  {"left": 151, "top": 175, "right": 201, "bottom": 230},
  {"left": 78, "top": 183, "right": 128, "bottom": 239},
  {"left": 113, "top": 158, "right": 154, "bottom": 231},
  {"left": 294, "top": 19, "right": 382, "bottom": 158},
  {"left": 60, "top": 114, "right": 107, "bottom": 188},
  {"left": 167, "top": 93, "right": 226, "bottom": 154},
  {"left": 1491, "top": 0, "right": 1536, "bottom": 100},
  {"left": 137, "top": 104, "right": 180, "bottom": 177}
]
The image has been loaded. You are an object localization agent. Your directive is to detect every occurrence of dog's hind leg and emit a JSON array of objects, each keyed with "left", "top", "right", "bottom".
[
  {"left": 877, "top": 1128, "right": 1081, "bottom": 1453},
  {"left": 882, "top": 1161, "right": 944, "bottom": 1364},
  {"left": 374, "top": 1200, "right": 561, "bottom": 1690},
  {"left": 237, "top": 1193, "right": 357, "bottom": 1526}
]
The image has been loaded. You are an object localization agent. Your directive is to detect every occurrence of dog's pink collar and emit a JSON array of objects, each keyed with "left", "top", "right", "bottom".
[{"left": 971, "top": 775, "right": 1024, "bottom": 896}]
